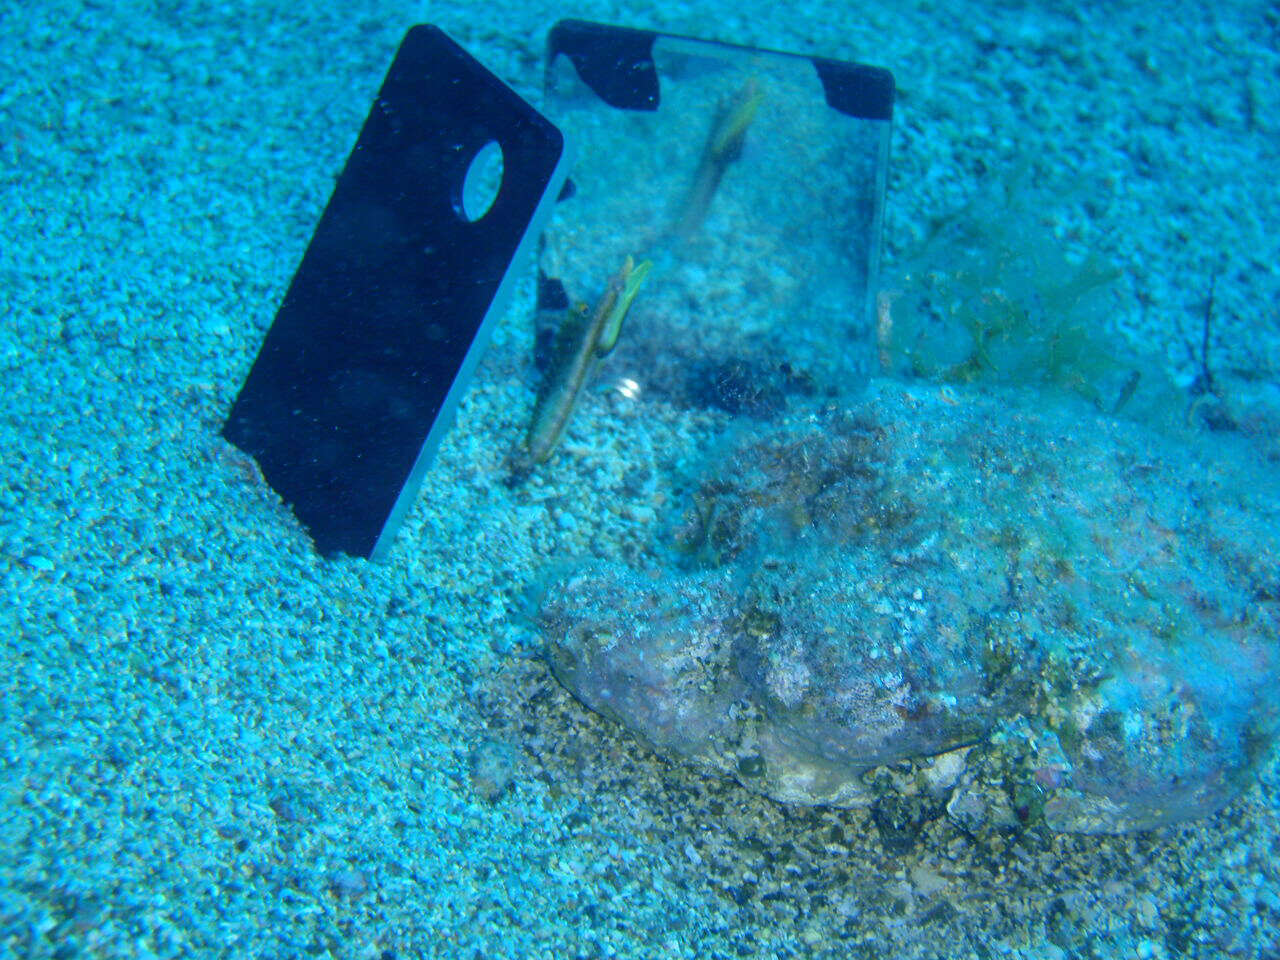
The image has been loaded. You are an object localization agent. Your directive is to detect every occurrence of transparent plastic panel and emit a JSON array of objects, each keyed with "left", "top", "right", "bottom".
[{"left": 538, "top": 28, "right": 892, "bottom": 414}]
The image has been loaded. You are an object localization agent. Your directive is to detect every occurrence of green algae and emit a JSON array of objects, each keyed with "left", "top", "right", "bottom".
[{"left": 884, "top": 184, "right": 1183, "bottom": 426}]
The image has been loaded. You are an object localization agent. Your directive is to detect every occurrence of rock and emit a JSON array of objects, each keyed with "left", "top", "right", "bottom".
[
  {"left": 870, "top": 791, "right": 933, "bottom": 854},
  {"left": 468, "top": 738, "right": 520, "bottom": 802},
  {"left": 539, "top": 381, "right": 1280, "bottom": 832},
  {"left": 328, "top": 867, "right": 368, "bottom": 899}
]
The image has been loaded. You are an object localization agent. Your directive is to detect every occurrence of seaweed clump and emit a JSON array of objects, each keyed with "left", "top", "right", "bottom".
[
  {"left": 685, "top": 357, "right": 814, "bottom": 419},
  {"left": 882, "top": 184, "right": 1180, "bottom": 425},
  {"left": 671, "top": 410, "right": 904, "bottom": 568}
]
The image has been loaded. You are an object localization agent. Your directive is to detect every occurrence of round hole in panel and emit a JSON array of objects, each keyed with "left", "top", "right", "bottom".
[{"left": 456, "top": 140, "right": 504, "bottom": 222}]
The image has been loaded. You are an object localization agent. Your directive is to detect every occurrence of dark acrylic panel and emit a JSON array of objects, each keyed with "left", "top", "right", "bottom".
[{"left": 224, "top": 25, "right": 567, "bottom": 558}]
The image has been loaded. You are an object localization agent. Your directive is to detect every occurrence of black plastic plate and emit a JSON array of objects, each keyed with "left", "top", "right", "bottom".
[{"left": 224, "top": 25, "right": 569, "bottom": 559}]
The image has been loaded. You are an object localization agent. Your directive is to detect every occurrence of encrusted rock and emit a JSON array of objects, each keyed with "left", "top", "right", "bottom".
[{"left": 540, "top": 381, "right": 1280, "bottom": 832}]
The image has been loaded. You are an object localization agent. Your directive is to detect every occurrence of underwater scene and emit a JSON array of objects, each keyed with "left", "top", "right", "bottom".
[{"left": 3, "top": 0, "right": 1279, "bottom": 957}]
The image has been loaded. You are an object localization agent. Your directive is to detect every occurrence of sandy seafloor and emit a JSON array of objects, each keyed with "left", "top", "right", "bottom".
[{"left": 2, "top": 0, "right": 1280, "bottom": 957}]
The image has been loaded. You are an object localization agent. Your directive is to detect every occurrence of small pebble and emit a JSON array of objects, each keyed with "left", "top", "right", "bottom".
[
  {"left": 468, "top": 738, "right": 519, "bottom": 802},
  {"left": 329, "top": 867, "right": 368, "bottom": 899}
]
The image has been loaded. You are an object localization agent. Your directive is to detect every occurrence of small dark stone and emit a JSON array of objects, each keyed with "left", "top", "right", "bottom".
[
  {"left": 268, "top": 795, "right": 301, "bottom": 823},
  {"left": 769, "top": 842, "right": 796, "bottom": 865},
  {"left": 921, "top": 900, "right": 959, "bottom": 924},
  {"left": 267, "top": 787, "right": 318, "bottom": 825},
  {"left": 1046, "top": 897, "right": 1076, "bottom": 948},
  {"left": 1165, "top": 917, "right": 1194, "bottom": 955},
  {"left": 103, "top": 740, "right": 131, "bottom": 768},
  {"left": 736, "top": 754, "right": 766, "bottom": 778},
  {"left": 871, "top": 794, "right": 928, "bottom": 854}
]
